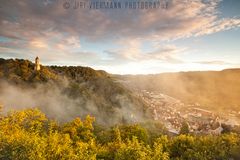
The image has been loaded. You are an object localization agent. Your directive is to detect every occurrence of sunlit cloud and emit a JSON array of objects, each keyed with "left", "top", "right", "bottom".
[
  {"left": 195, "top": 60, "right": 232, "bottom": 65},
  {"left": 30, "top": 39, "right": 48, "bottom": 49},
  {"left": 0, "top": 0, "right": 240, "bottom": 74},
  {"left": 195, "top": 18, "right": 240, "bottom": 36}
]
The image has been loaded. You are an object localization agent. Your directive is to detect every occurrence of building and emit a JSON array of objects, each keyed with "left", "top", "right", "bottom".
[
  {"left": 34, "top": 56, "right": 41, "bottom": 71},
  {"left": 192, "top": 108, "right": 213, "bottom": 116}
]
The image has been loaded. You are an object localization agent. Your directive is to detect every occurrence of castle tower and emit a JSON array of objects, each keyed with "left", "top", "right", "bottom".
[{"left": 34, "top": 56, "right": 41, "bottom": 71}]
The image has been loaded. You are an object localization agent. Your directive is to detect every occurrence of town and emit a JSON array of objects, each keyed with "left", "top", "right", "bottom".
[{"left": 137, "top": 90, "right": 240, "bottom": 135}]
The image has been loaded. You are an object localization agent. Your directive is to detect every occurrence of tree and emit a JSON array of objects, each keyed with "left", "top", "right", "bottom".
[
  {"left": 169, "top": 135, "right": 195, "bottom": 159},
  {"left": 221, "top": 123, "right": 232, "bottom": 134},
  {"left": 0, "top": 108, "right": 240, "bottom": 160},
  {"left": 115, "top": 137, "right": 152, "bottom": 160},
  {"left": 179, "top": 121, "right": 190, "bottom": 135},
  {"left": 62, "top": 115, "right": 95, "bottom": 143},
  {"left": 118, "top": 124, "right": 149, "bottom": 143},
  {"left": 152, "top": 136, "right": 169, "bottom": 160},
  {"left": 0, "top": 104, "right": 2, "bottom": 117}
]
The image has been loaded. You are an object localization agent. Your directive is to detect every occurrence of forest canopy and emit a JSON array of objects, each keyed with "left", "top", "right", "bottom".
[{"left": 0, "top": 108, "right": 239, "bottom": 160}]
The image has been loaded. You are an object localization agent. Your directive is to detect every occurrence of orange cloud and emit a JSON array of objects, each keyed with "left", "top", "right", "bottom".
[{"left": 30, "top": 40, "right": 48, "bottom": 49}]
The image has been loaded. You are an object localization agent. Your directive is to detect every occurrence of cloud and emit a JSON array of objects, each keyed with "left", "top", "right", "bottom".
[
  {"left": 0, "top": 0, "right": 240, "bottom": 72},
  {"left": 30, "top": 39, "right": 48, "bottom": 49},
  {"left": 195, "top": 18, "right": 240, "bottom": 36},
  {"left": 146, "top": 45, "right": 186, "bottom": 63},
  {"left": 195, "top": 60, "right": 234, "bottom": 65},
  {"left": 104, "top": 38, "right": 186, "bottom": 64},
  {"left": 0, "top": 0, "right": 239, "bottom": 42}
]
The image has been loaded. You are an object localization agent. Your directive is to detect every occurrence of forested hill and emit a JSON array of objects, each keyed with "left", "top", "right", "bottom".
[
  {"left": 0, "top": 58, "right": 150, "bottom": 125},
  {"left": 117, "top": 69, "right": 240, "bottom": 112},
  {"left": 0, "top": 58, "right": 108, "bottom": 83}
]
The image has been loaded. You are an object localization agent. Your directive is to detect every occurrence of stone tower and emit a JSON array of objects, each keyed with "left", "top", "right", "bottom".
[{"left": 34, "top": 56, "right": 41, "bottom": 71}]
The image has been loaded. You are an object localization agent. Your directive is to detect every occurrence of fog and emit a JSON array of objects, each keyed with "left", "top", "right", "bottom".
[
  {"left": 121, "top": 70, "right": 240, "bottom": 112},
  {"left": 0, "top": 80, "right": 147, "bottom": 125}
]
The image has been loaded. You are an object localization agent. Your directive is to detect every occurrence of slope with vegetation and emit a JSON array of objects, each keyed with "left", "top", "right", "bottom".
[
  {"left": 0, "top": 58, "right": 150, "bottom": 125},
  {"left": 0, "top": 58, "right": 240, "bottom": 159}
]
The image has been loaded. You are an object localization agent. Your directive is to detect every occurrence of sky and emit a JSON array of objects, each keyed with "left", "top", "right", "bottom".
[{"left": 0, "top": 0, "right": 240, "bottom": 74}]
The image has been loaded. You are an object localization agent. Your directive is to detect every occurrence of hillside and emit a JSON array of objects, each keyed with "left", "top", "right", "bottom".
[
  {"left": 116, "top": 69, "right": 240, "bottom": 112},
  {"left": 0, "top": 58, "right": 150, "bottom": 125}
]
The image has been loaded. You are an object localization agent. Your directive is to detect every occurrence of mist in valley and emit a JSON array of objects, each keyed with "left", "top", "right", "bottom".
[
  {"left": 0, "top": 79, "right": 147, "bottom": 125},
  {"left": 119, "top": 69, "right": 240, "bottom": 112}
]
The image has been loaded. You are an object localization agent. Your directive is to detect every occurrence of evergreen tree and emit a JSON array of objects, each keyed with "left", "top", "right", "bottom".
[{"left": 180, "top": 121, "right": 190, "bottom": 135}]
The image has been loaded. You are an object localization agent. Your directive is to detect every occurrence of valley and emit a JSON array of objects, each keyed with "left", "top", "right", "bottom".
[{"left": 135, "top": 90, "right": 240, "bottom": 135}]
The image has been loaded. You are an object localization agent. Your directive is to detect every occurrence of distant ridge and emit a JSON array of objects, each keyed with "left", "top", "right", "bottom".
[{"left": 116, "top": 69, "right": 240, "bottom": 112}]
